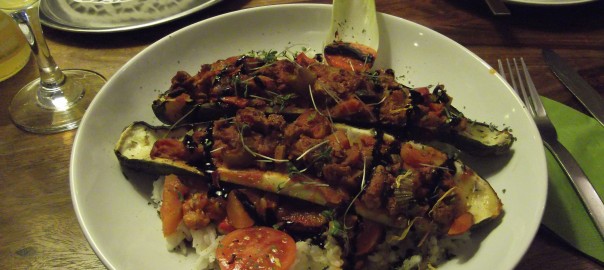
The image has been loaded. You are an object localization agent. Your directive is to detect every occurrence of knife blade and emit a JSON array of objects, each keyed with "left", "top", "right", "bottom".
[
  {"left": 543, "top": 48, "right": 604, "bottom": 126},
  {"left": 485, "top": 0, "right": 511, "bottom": 15}
]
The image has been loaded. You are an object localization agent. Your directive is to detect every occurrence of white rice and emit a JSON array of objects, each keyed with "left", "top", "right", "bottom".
[
  {"left": 151, "top": 178, "right": 465, "bottom": 270},
  {"left": 151, "top": 178, "right": 344, "bottom": 270},
  {"left": 190, "top": 225, "right": 223, "bottom": 269},
  {"left": 365, "top": 228, "right": 470, "bottom": 270},
  {"left": 290, "top": 236, "right": 344, "bottom": 270}
]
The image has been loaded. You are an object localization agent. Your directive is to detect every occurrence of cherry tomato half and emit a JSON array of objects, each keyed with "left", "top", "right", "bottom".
[{"left": 216, "top": 227, "right": 297, "bottom": 270}]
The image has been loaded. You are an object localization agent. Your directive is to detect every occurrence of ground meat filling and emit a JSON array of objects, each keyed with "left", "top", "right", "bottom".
[
  {"left": 151, "top": 104, "right": 465, "bottom": 237},
  {"left": 208, "top": 107, "right": 379, "bottom": 199},
  {"left": 148, "top": 53, "right": 475, "bottom": 244},
  {"left": 154, "top": 53, "right": 470, "bottom": 143}
]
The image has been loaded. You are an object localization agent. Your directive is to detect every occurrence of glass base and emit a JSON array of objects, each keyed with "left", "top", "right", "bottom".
[{"left": 9, "top": 69, "right": 106, "bottom": 134}]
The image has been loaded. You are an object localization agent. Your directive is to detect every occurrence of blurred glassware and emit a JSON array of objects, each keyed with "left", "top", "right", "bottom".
[
  {"left": 0, "top": 11, "right": 29, "bottom": 82},
  {"left": 0, "top": 0, "right": 106, "bottom": 134}
]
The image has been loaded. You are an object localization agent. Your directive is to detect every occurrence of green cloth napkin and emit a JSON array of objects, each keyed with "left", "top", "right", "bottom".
[{"left": 540, "top": 97, "right": 604, "bottom": 263}]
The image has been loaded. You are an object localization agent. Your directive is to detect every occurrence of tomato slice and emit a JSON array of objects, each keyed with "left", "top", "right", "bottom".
[{"left": 216, "top": 227, "right": 297, "bottom": 270}]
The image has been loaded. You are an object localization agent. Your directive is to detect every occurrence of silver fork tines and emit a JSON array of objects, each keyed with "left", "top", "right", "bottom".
[{"left": 501, "top": 57, "right": 604, "bottom": 240}]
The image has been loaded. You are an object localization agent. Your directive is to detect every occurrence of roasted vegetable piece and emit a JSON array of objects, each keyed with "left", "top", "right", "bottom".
[
  {"left": 226, "top": 190, "right": 255, "bottom": 229},
  {"left": 114, "top": 111, "right": 502, "bottom": 235},
  {"left": 160, "top": 174, "right": 189, "bottom": 237},
  {"left": 114, "top": 121, "right": 348, "bottom": 207},
  {"left": 115, "top": 121, "right": 208, "bottom": 177},
  {"left": 150, "top": 54, "right": 514, "bottom": 156},
  {"left": 216, "top": 227, "right": 297, "bottom": 270},
  {"left": 450, "top": 120, "right": 515, "bottom": 156}
]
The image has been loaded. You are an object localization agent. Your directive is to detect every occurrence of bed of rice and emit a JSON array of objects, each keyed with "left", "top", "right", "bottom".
[{"left": 151, "top": 178, "right": 467, "bottom": 270}]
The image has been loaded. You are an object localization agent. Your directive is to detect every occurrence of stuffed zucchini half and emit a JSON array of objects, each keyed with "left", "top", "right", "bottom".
[
  {"left": 115, "top": 107, "right": 502, "bottom": 238},
  {"left": 150, "top": 53, "right": 514, "bottom": 156}
]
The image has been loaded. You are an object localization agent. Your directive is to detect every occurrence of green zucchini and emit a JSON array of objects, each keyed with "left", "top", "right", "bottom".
[
  {"left": 450, "top": 120, "right": 514, "bottom": 156},
  {"left": 114, "top": 121, "right": 347, "bottom": 207},
  {"left": 114, "top": 118, "right": 502, "bottom": 232},
  {"left": 151, "top": 56, "right": 515, "bottom": 156},
  {"left": 114, "top": 122, "right": 207, "bottom": 177}
]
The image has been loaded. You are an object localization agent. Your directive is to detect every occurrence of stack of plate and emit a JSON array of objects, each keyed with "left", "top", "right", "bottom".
[{"left": 40, "top": 0, "right": 222, "bottom": 32}]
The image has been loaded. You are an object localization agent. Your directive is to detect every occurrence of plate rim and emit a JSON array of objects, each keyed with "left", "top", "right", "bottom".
[
  {"left": 70, "top": 3, "right": 548, "bottom": 270},
  {"left": 504, "top": 0, "right": 596, "bottom": 6},
  {"left": 40, "top": 0, "right": 223, "bottom": 33}
]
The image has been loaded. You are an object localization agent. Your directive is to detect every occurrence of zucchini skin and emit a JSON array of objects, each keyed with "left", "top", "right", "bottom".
[
  {"left": 114, "top": 121, "right": 207, "bottom": 177},
  {"left": 151, "top": 56, "right": 515, "bottom": 156},
  {"left": 114, "top": 121, "right": 347, "bottom": 207},
  {"left": 114, "top": 117, "right": 502, "bottom": 231},
  {"left": 449, "top": 120, "right": 514, "bottom": 156}
]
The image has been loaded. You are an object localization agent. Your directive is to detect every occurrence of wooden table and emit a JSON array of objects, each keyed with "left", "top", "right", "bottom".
[{"left": 1, "top": 0, "right": 603, "bottom": 269}]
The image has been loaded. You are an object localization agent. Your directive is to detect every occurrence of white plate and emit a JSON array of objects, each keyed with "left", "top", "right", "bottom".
[
  {"left": 40, "top": 0, "right": 222, "bottom": 33},
  {"left": 505, "top": 0, "right": 595, "bottom": 5},
  {"left": 71, "top": 4, "right": 547, "bottom": 270}
]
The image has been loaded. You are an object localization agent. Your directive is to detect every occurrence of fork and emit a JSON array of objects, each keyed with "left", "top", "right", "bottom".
[{"left": 499, "top": 58, "right": 604, "bottom": 239}]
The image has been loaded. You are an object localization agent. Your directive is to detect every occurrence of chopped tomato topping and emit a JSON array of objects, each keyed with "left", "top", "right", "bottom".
[
  {"left": 400, "top": 143, "right": 447, "bottom": 168},
  {"left": 216, "top": 227, "right": 297, "bottom": 270},
  {"left": 220, "top": 96, "right": 250, "bottom": 108},
  {"left": 217, "top": 217, "right": 236, "bottom": 235},
  {"left": 151, "top": 138, "right": 188, "bottom": 160},
  {"left": 414, "top": 87, "right": 430, "bottom": 96},
  {"left": 294, "top": 52, "right": 317, "bottom": 67},
  {"left": 164, "top": 93, "right": 191, "bottom": 123},
  {"left": 428, "top": 102, "right": 444, "bottom": 114}
]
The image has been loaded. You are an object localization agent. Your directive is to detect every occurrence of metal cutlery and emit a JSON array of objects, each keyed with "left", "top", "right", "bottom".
[
  {"left": 543, "top": 49, "right": 604, "bottom": 127},
  {"left": 486, "top": 0, "right": 511, "bottom": 15},
  {"left": 498, "top": 57, "right": 604, "bottom": 239}
]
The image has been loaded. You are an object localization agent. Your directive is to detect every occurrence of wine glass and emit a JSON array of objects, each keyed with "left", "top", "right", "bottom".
[{"left": 0, "top": 0, "right": 105, "bottom": 134}]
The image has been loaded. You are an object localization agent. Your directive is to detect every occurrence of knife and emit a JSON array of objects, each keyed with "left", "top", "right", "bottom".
[
  {"left": 543, "top": 48, "right": 604, "bottom": 126},
  {"left": 485, "top": 0, "right": 511, "bottom": 15}
]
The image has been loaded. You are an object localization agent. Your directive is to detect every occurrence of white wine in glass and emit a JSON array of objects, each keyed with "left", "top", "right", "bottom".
[{"left": 0, "top": 0, "right": 105, "bottom": 134}]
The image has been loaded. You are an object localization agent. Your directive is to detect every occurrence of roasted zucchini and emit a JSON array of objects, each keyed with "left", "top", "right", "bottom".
[
  {"left": 151, "top": 54, "right": 514, "bottom": 156},
  {"left": 115, "top": 108, "right": 502, "bottom": 235}
]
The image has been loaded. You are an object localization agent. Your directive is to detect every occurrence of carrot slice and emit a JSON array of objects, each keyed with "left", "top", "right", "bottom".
[
  {"left": 160, "top": 174, "right": 189, "bottom": 236},
  {"left": 447, "top": 212, "right": 474, "bottom": 236},
  {"left": 226, "top": 190, "right": 255, "bottom": 229}
]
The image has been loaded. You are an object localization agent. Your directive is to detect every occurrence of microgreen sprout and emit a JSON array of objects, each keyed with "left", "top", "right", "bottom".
[
  {"left": 418, "top": 163, "right": 453, "bottom": 171},
  {"left": 325, "top": 109, "right": 341, "bottom": 144},
  {"left": 237, "top": 124, "right": 289, "bottom": 163},
  {"left": 295, "top": 140, "right": 330, "bottom": 161},
  {"left": 366, "top": 91, "right": 390, "bottom": 107},
  {"left": 428, "top": 187, "right": 457, "bottom": 217},
  {"left": 388, "top": 217, "right": 419, "bottom": 243},
  {"left": 276, "top": 176, "right": 330, "bottom": 193},
  {"left": 308, "top": 85, "right": 325, "bottom": 116},
  {"left": 316, "top": 81, "right": 342, "bottom": 104},
  {"left": 343, "top": 155, "right": 368, "bottom": 230}
]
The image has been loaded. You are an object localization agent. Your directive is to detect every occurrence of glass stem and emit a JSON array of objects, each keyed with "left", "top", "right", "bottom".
[{"left": 9, "top": 3, "right": 65, "bottom": 89}]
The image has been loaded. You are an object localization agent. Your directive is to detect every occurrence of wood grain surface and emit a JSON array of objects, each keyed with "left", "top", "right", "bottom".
[{"left": 1, "top": 0, "right": 603, "bottom": 269}]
